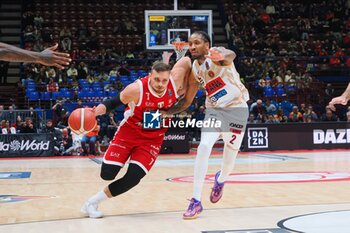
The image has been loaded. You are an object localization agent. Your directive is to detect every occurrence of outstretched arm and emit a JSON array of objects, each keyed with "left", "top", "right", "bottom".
[
  {"left": 328, "top": 83, "right": 350, "bottom": 111},
  {"left": 0, "top": 42, "right": 71, "bottom": 69},
  {"left": 205, "top": 47, "right": 236, "bottom": 66},
  {"left": 170, "top": 56, "right": 192, "bottom": 92}
]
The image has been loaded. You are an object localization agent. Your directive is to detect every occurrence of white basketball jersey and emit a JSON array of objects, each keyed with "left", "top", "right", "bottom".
[{"left": 192, "top": 58, "right": 249, "bottom": 108}]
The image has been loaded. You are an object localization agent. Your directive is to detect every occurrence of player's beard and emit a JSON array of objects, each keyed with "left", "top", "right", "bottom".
[
  {"left": 150, "top": 83, "right": 165, "bottom": 95},
  {"left": 154, "top": 86, "right": 165, "bottom": 94}
]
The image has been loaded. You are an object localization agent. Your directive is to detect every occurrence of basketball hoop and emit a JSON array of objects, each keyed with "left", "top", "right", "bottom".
[{"left": 172, "top": 42, "right": 189, "bottom": 61}]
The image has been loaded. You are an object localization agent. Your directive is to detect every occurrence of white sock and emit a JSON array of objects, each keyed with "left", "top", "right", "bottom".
[
  {"left": 193, "top": 131, "right": 220, "bottom": 201},
  {"left": 88, "top": 191, "right": 108, "bottom": 205},
  {"left": 218, "top": 145, "right": 239, "bottom": 183}
]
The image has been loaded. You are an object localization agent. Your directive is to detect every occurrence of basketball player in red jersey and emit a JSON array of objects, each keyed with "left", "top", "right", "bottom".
[{"left": 81, "top": 58, "right": 192, "bottom": 218}]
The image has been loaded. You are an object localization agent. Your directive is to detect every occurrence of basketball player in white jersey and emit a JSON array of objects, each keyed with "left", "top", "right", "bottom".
[{"left": 164, "top": 31, "right": 249, "bottom": 219}]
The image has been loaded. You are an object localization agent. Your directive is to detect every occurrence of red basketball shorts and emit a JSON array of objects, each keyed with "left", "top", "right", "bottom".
[{"left": 103, "top": 123, "right": 165, "bottom": 173}]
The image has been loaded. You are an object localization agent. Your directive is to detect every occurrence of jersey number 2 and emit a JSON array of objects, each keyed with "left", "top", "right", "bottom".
[{"left": 229, "top": 134, "right": 237, "bottom": 145}]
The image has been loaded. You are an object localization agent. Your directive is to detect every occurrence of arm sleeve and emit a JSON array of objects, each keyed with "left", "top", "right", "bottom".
[{"left": 102, "top": 93, "right": 124, "bottom": 112}]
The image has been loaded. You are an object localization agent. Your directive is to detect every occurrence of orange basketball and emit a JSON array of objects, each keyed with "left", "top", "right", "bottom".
[{"left": 68, "top": 108, "right": 97, "bottom": 135}]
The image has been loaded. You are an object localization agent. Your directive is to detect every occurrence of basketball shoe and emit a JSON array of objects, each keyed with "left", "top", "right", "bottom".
[
  {"left": 81, "top": 201, "right": 103, "bottom": 218},
  {"left": 210, "top": 171, "right": 225, "bottom": 203},
  {"left": 183, "top": 198, "right": 203, "bottom": 219}
]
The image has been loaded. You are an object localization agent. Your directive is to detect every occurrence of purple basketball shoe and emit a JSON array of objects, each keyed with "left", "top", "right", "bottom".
[
  {"left": 210, "top": 171, "right": 225, "bottom": 203},
  {"left": 183, "top": 198, "right": 203, "bottom": 219}
]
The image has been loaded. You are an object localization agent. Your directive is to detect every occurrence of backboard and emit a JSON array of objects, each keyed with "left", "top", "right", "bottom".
[{"left": 145, "top": 10, "right": 212, "bottom": 50}]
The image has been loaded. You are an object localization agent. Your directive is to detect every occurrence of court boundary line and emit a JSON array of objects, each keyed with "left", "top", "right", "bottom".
[
  {"left": 2, "top": 203, "right": 350, "bottom": 227},
  {"left": 0, "top": 148, "right": 349, "bottom": 161},
  {"left": 277, "top": 209, "right": 350, "bottom": 233}
]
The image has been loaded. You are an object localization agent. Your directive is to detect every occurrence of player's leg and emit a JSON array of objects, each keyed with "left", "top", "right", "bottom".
[
  {"left": 183, "top": 130, "right": 220, "bottom": 219},
  {"left": 210, "top": 107, "right": 248, "bottom": 203},
  {"left": 81, "top": 133, "right": 133, "bottom": 218},
  {"left": 107, "top": 163, "right": 146, "bottom": 196}
]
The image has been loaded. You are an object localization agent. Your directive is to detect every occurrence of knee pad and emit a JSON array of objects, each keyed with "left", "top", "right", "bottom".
[
  {"left": 123, "top": 163, "right": 146, "bottom": 186},
  {"left": 100, "top": 163, "right": 121, "bottom": 181},
  {"left": 108, "top": 163, "right": 146, "bottom": 197}
]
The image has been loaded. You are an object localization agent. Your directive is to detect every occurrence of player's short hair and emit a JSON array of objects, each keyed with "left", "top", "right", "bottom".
[
  {"left": 151, "top": 61, "right": 171, "bottom": 73},
  {"left": 192, "top": 31, "right": 211, "bottom": 45}
]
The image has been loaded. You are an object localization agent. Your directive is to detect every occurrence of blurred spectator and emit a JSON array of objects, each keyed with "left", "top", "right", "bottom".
[
  {"left": 23, "top": 25, "right": 35, "bottom": 42},
  {"left": 303, "top": 105, "right": 318, "bottom": 122},
  {"left": 266, "top": 1, "right": 276, "bottom": 15},
  {"left": 251, "top": 99, "right": 267, "bottom": 119},
  {"left": 124, "top": 20, "right": 137, "bottom": 33},
  {"left": 57, "top": 108, "right": 69, "bottom": 128},
  {"left": 265, "top": 114, "right": 280, "bottom": 124},
  {"left": 299, "top": 103, "right": 307, "bottom": 115},
  {"left": 22, "top": 11, "right": 34, "bottom": 27},
  {"left": 77, "top": 62, "right": 88, "bottom": 79},
  {"left": 47, "top": 78, "right": 59, "bottom": 92},
  {"left": 109, "top": 66, "right": 119, "bottom": 77},
  {"left": 265, "top": 99, "right": 277, "bottom": 115},
  {"left": 81, "top": 124, "right": 100, "bottom": 156},
  {"left": 1, "top": 120, "right": 16, "bottom": 134},
  {"left": 75, "top": 99, "right": 84, "bottom": 109},
  {"left": 321, "top": 109, "right": 338, "bottom": 121},
  {"left": 41, "top": 27, "right": 53, "bottom": 43},
  {"left": 86, "top": 31, "right": 99, "bottom": 50},
  {"left": 97, "top": 71, "right": 109, "bottom": 82},
  {"left": 86, "top": 70, "right": 96, "bottom": 83},
  {"left": 67, "top": 63, "right": 78, "bottom": 80},
  {"left": 248, "top": 113, "right": 258, "bottom": 124},
  {"left": 19, "top": 117, "right": 37, "bottom": 133},
  {"left": 125, "top": 50, "right": 135, "bottom": 59},
  {"left": 115, "top": 79, "right": 124, "bottom": 91},
  {"left": 324, "top": 83, "right": 335, "bottom": 101},
  {"left": 106, "top": 112, "right": 118, "bottom": 141},
  {"left": 288, "top": 106, "right": 304, "bottom": 122},
  {"left": 33, "top": 12, "right": 43, "bottom": 29},
  {"left": 46, "top": 67, "right": 57, "bottom": 82},
  {"left": 33, "top": 40, "right": 44, "bottom": 52},
  {"left": 117, "top": 62, "right": 130, "bottom": 76},
  {"left": 76, "top": 23, "right": 89, "bottom": 42},
  {"left": 61, "top": 128, "right": 73, "bottom": 155},
  {"left": 52, "top": 99, "right": 64, "bottom": 125},
  {"left": 60, "top": 25, "right": 72, "bottom": 51}
]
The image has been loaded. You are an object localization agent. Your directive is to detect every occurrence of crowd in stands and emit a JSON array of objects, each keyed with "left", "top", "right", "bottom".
[{"left": 5, "top": 0, "right": 349, "bottom": 151}]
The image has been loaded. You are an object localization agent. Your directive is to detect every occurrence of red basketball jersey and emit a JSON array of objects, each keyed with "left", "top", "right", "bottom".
[{"left": 122, "top": 75, "right": 178, "bottom": 136}]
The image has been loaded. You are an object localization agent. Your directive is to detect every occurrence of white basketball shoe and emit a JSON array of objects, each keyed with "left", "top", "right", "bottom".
[{"left": 81, "top": 201, "right": 103, "bottom": 218}]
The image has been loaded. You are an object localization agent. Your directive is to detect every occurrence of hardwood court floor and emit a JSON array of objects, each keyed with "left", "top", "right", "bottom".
[{"left": 1, "top": 150, "right": 350, "bottom": 233}]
